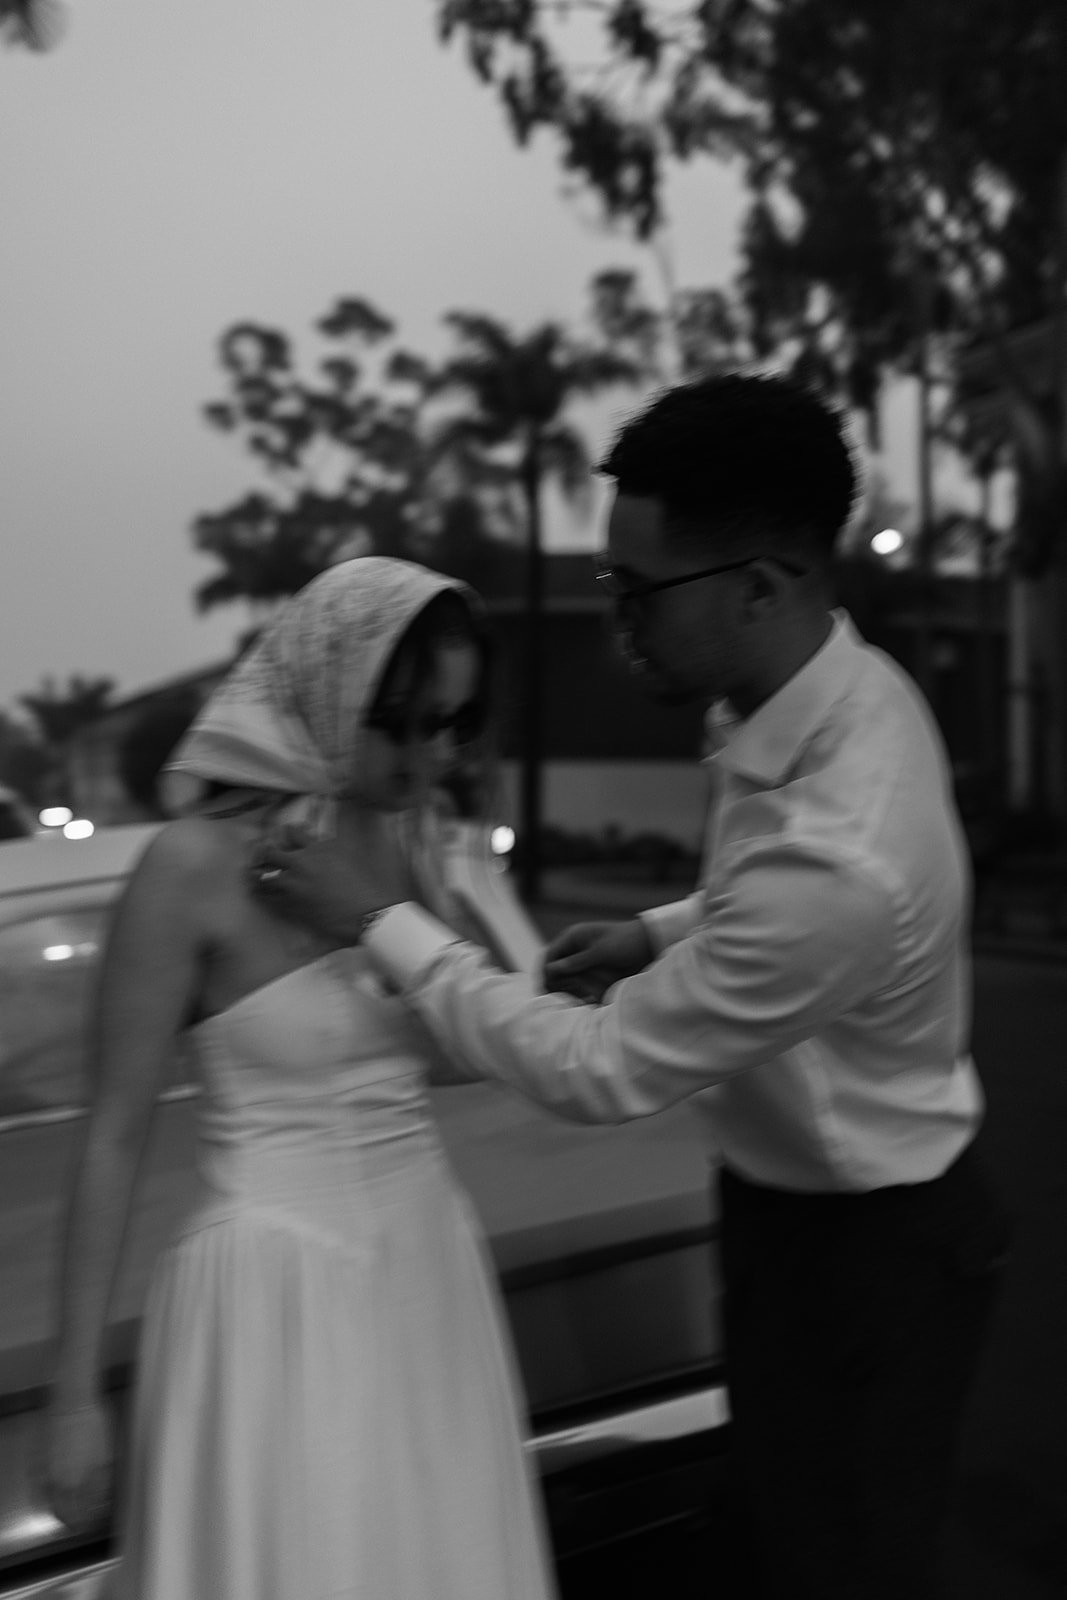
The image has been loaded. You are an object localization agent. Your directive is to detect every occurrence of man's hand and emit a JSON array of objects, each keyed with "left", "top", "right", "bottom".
[
  {"left": 250, "top": 807, "right": 412, "bottom": 943},
  {"left": 543, "top": 918, "right": 654, "bottom": 1004}
]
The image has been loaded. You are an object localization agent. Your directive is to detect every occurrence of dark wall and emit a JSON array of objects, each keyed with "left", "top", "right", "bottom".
[
  {"left": 882, "top": 621, "right": 1007, "bottom": 791},
  {"left": 486, "top": 588, "right": 1007, "bottom": 782},
  {"left": 486, "top": 611, "right": 709, "bottom": 762}
]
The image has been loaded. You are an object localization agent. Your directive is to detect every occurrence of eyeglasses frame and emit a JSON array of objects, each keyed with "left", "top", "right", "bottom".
[{"left": 594, "top": 554, "right": 807, "bottom": 604}]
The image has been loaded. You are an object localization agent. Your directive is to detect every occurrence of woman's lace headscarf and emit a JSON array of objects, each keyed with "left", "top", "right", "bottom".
[{"left": 163, "top": 556, "right": 478, "bottom": 846}]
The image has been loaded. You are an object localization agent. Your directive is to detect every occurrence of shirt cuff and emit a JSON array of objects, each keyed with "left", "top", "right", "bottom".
[
  {"left": 638, "top": 892, "right": 704, "bottom": 955},
  {"left": 362, "top": 902, "right": 463, "bottom": 990}
]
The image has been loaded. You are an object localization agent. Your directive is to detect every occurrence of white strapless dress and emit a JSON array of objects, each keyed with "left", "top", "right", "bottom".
[{"left": 109, "top": 948, "right": 557, "bottom": 1600}]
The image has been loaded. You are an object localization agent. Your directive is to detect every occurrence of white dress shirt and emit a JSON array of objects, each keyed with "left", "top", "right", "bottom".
[{"left": 365, "top": 613, "right": 983, "bottom": 1193}]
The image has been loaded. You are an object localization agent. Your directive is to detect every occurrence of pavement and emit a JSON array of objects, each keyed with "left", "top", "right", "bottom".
[{"left": 530, "top": 869, "right": 1067, "bottom": 1599}]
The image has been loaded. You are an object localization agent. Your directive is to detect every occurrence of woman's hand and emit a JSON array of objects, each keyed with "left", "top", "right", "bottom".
[
  {"left": 251, "top": 808, "right": 414, "bottom": 942},
  {"left": 542, "top": 918, "right": 654, "bottom": 1003},
  {"left": 41, "top": 1395, "right": 115, "bottom": 1534}
]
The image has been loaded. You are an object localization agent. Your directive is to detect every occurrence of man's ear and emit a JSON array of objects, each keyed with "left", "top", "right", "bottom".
[{"left": 742, "top": 559, "right": 785, "bottom": 612}]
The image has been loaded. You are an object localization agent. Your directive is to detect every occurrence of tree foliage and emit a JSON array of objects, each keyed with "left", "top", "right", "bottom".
[
  {"left": 435, "top": 1, "right": 1067, "bottom": 523},
  {"left": 192, "top": 302, "right": 522, "bottom": 613},
  {"left": 0, "top": 0, "right": 66, "bottom": 50},
  {"left": 19, "top": 675, "right": 114, "bottom": 750},
  {"left": 0, "top": 711, "right": 50, "bottom": 807},
  {"left": 436, "top": 1, "right": 1066, "bottom": 327},
  {"left": 587, "top": 264, "right": 757, "bottom": 383},
  {"left": 435, "top": 311, "right": 637, "bottom": 489},
  {"left": 193, "top": 293, "right": 639, "bottom": 616}
]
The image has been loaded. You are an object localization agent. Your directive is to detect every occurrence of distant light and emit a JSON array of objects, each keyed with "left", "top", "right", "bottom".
[
  {"left": 43, "top": 941, "right": 97, "bottom": 963},
  {"left": 1, "top": 1508, "right": 65, "bottom": 1544},
  {"left": 490, "top": 825, "right": 516, "bottom": 856},
  {"left": 63, "top": 819, "right": 95, "bottom": 840},
  {"left": 872, "top": 527, "right": 904, "bottom": 557},
  {"left": 39, "top": 806, "right": 73, "bottom": 828}
]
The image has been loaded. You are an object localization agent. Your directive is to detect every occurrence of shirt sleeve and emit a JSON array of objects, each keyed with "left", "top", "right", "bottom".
[
  {"left": 364, "top": 842, "right": 896, "bottom": 1124},
  {"left": 638, "top": 892, "right": 705, "bottom": 955}
]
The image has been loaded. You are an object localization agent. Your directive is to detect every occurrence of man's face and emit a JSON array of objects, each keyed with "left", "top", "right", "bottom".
[{"left": 603, "top": 493, "right": 749, "bottom": 706}]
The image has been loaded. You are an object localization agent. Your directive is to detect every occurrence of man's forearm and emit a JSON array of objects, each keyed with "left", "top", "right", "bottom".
[
  {"left": 363, "top": 850, "right": 893, "bottom": 1128},
  {"left": 365, "top": 904, "right": 667, "bottom": 1123},
  {"left": 409, "top": 945, "right": 664, "bottom": 1123}
]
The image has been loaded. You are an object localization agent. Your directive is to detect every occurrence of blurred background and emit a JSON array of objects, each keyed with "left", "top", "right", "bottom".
[{"left": 5, "top": 0, "right": 1063, "bottom": 925}]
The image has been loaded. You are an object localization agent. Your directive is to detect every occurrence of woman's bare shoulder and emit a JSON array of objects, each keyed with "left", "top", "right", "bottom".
[{"left": 126, "top": 816, "right": 244, "bottom": 903}]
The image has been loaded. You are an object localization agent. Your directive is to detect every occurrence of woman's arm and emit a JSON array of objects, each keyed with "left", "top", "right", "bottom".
[{"left": 49, "top": 822, "right": 212, "bottom": 1409}]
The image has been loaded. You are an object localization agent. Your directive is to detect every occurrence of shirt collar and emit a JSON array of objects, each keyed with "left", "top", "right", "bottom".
[{"left": 703, "top": 610, "right": 862, "bottom": 785}]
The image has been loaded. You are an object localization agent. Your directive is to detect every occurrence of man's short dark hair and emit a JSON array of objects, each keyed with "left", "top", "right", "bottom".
[{"left": 599, "top": 372, "right": 858, "bottom": 560}]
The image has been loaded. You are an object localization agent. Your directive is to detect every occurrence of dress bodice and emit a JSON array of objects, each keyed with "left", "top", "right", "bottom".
[{"left": 184, "top": 949, "right": 447, "bottom": 1226}]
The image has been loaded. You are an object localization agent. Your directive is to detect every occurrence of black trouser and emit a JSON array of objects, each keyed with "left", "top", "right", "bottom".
[{"left": 717, "top": 1145, "right": 1011, "bottom": 1600}]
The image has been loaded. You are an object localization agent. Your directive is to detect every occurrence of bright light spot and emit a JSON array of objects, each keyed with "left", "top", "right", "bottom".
[
  {"left": 872, "top": 527, "right": 904, "bottom": 557},
  {"left": 39, "top": 806, "right": 73, "bottom": 828},
  {"left": 63, "top": 819, "right": 95, "bottom": 840},
  {"left": 2, "top": 1507, "right": 65, "bottom": 1542},
  {"left": 490, "top": 825, "right": 516, "bottom": 856},
  {"left": 43, "top": 941, "right": 97, "bottom": 963}
]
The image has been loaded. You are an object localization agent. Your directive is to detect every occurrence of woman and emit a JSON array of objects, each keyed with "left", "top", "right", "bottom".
[{"left": 43, "top": 556, "right": 557, "bottom": 1600}]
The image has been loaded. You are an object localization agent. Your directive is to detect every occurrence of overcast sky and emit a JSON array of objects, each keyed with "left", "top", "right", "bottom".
[{"left": 1, "top": 0, "right": 925, "bottom": 708}]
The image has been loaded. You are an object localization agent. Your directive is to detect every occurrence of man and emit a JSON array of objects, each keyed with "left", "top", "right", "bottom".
[{"left": 255, "top": 373, "right": 1010, "bottom": 1599}]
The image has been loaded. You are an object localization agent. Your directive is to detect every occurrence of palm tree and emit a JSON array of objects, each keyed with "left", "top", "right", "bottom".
[
  {"left": 20, "top": 675, "right": 114, "bottom": 749},
  {"left": 435, "top": 314, "right": 637, "bottom": 900},
  {"left": 19, "top": 675, "right": 114, "bottom": 804}
]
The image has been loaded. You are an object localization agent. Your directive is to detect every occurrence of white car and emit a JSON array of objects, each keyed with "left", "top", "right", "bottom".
[{"left": 0, "top": 825, "right": 725, "bottom": 1598}]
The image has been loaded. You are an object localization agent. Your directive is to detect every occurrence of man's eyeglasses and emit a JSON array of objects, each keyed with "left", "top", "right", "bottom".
[
  {"left": 594, "top": 554, "right": 807, "bottom": 603},
  {"left": 364, "top": 699, "right": 486, "bottom": 748}
]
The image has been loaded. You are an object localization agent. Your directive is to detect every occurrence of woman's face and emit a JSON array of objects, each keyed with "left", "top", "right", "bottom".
[{"left": 352, "top": 637, "right": 482, "bottom": 811}]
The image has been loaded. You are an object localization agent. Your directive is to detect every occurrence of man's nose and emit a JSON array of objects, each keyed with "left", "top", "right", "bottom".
[
  {"left": 612, "top": 591, "right": 644, "bottom": 626},
  {"left": 609, "top": 594, "right": 642, "bottom": 639}
]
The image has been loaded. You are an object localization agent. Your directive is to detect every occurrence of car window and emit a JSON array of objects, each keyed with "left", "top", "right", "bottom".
[{"left": 0, "top": 908, "right": 192, "bottom": 1116}]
